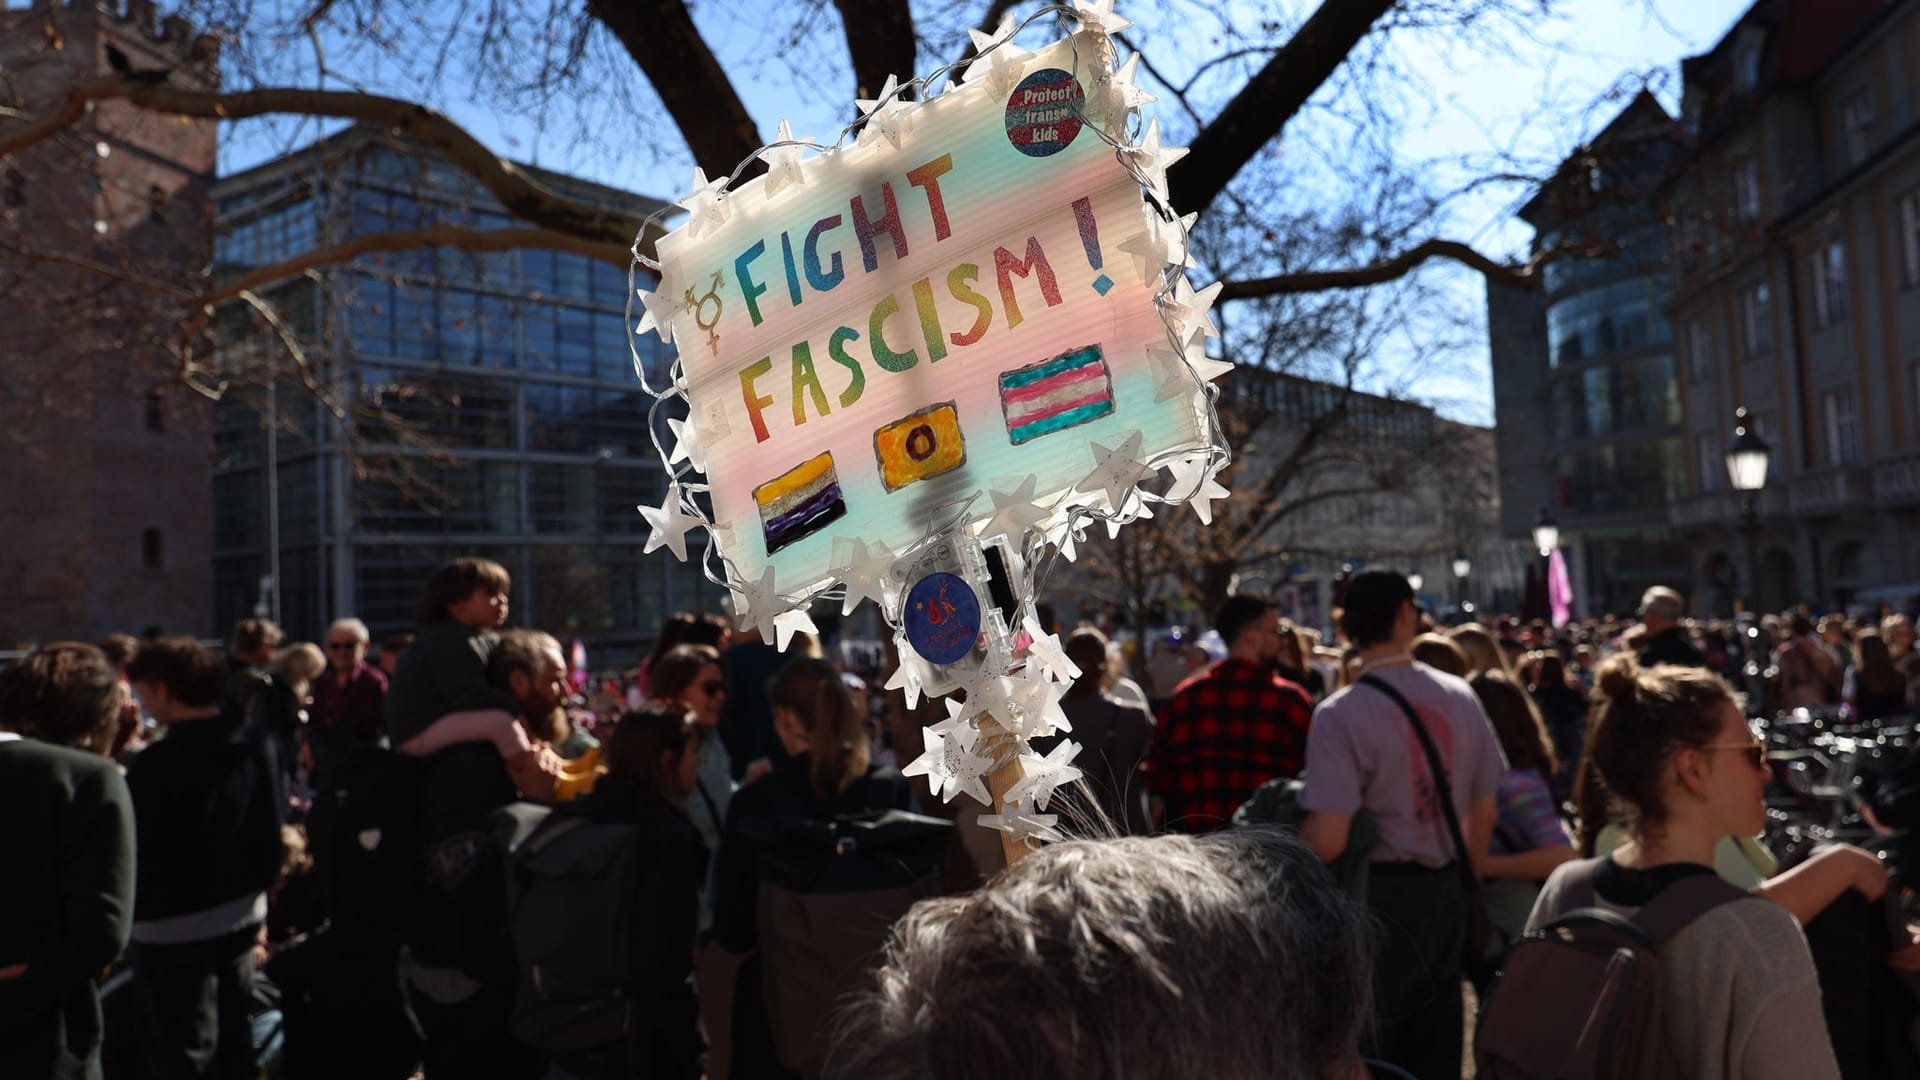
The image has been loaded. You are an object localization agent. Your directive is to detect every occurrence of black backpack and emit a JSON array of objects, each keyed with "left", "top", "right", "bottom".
[
  {"left": 746, "top": 809, "right": 951, "bottom": 1078},
  {"left": 1474, "top": 860, "right": 1751, "bottom": 1078},
  {"left": 308, "top": 744, "right": 425, "bottom": 947},
  {"left": 509, "top": 814, "right": 645, "bottom": 1054}
]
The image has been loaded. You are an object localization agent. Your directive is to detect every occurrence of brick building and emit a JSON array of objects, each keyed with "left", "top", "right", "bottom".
[{"left": 0, "top": 0, "right": 219, "bottom": 645}]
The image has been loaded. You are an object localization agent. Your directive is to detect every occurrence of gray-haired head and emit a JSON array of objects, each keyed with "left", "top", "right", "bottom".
[
  {"left": 825, "top": 829, "right": 1373, "bottom": 1080},
  {"left": 327, "top": 617, "right": 371, "bottom": 643},
  {"left": 1638, "top": 586, "right": 1684, "bottom": 625}
]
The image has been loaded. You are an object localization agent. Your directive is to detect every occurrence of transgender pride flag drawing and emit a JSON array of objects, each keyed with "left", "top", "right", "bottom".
[{"left": 998, "top": 344, "right": 1115, "bottom": 445}]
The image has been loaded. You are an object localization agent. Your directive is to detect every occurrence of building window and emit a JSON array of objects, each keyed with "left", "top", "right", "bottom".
[
  {"left": 1811, "top": 240, "right": 1848, "bottom": 327},
  {"left": 1824, "top": 389, "right": 1862, "bottom": 464},
  {"left": 142, "top": 529, "right": 165, "bottom": 570},
  {"left": 1902, "top": 191, "right": 1920, "bottom": 286},
  {"left": 1688, "top": 319, "right": 1713, "bottom": 383},
  {"left": 1842, "top": 90, "right": 1875, "bottom": 164},
  {"left": 1695, "top": 431, "right": 1721, "bottom": 491},
  {"left": 1734, "top": 158, "right": 1761, "bottom": 222},
  {"left": 144, "top": 388, "right": 165, "bottom": 432},
  {"left": 1742, "top": 281, "right": 1773, "bottom": 358},
  {"left": 1738, "top": 47, "right": 1761, "bottom": 92}
]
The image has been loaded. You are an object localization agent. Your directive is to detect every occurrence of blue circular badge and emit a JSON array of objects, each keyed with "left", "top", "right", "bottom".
[
  {"left": 1004, "top": 68, "right": 1084, "bottom": 158},
  {"left": 904, "top": 572, "right": 982, "bottom": 665}
]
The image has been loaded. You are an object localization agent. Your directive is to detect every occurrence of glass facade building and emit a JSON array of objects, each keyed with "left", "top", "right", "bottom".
[{"left": 211, "top": 126, "right": 716, "bottom": 661}]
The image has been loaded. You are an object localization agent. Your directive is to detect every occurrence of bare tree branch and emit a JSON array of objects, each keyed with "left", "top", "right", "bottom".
[
  {"left": 834, "top": 0, "right": 919, "bottom": 100},
  {"left": 1167, "top": 0, "right": 1397, "bottom": 215},
  {"left": 584, "top": 0, "right": 764, "bottom": 179},
  {"left": 0, "top": 76, "right": 662, "bottom": 252},
  {"left": 953, "top": 0, "right": 1020, "bottom": 69},
  {"left": 1220, "top": 237, "right": 1612, "bottom": 300}
]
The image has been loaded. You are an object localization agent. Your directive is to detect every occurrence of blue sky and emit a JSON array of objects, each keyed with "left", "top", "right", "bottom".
[{"left": 222, "top": 0, "right": 1753, "bottom": 424}]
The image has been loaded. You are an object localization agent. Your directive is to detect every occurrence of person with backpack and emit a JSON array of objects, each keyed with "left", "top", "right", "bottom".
[
  {"left": 712, "top": 656, "right": 924, "bottom": 1080},
  {"left": 1466, "top": 671, "right": 1573, "bottom": 988},
  {"left": 1485, "top": 654, "right": 1841, "bottom": 1080},
  {"left": 1029, "top": 627, "right": 1154, "bottom": 834},
  {"left": 511, "top": 701, "right": 707, "bottom": 1080}
]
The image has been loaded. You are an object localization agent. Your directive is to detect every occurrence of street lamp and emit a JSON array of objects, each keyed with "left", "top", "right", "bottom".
[
  {"left": 1452, "top": 547, "right": 1471, "bottom": 612},
  {"left": 1531, "top": 507, "right": 1559, "bottom": 557},
  {"left": 1724, "top": 406, "right": 1771, "bottom": 613}
]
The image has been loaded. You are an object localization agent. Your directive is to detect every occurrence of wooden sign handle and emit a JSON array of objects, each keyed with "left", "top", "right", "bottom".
[{"left": 980, "top": 721, "right": 1034, "bottom": 867}]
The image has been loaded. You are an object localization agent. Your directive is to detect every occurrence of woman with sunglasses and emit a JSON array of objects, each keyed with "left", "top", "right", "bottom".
[
  {"left": 648, "top": 644, "right": 735, "bottom": 909},
  {"left": 1528, "top": 655, "right": 1843, "bottom": 1080}
]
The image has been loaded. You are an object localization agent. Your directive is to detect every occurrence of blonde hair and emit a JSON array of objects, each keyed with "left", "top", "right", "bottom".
[
  {"left": 272, "top": 643, "right": 328, "bottom": 699},
  {"left": 1447, "top": 623, "right": 1510, "bottom": 679}
]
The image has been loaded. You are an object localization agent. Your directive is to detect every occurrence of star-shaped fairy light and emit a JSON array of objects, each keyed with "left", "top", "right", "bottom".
[
  {"left": 1022, "top": 617, "right": 1082, "bottom": 683},
  {"left": 1120, "top": 119, "right": 1189, "bottom": 198},
  {"left": 1161, "top": 276, "right": 1224, "bottom": 345},
  {"left": 902, "top": 724, "right": 995, "bottom": 806},
  {"left": 638, "top": 484, "right": 700, "bottom": 561},
  {"left": 978, "top": 474, "right": 1053, "bottom": 542},
  {"left": 634, "top": 282, "right": 681, "bottom": 348},
  {"left": 980, "top": 795, "right": 1064, "bottom": 844},
  {"left": 762, "top": 119, "right": 809, "bottom": 199},
  {"left": 676, "top": 166, "right": 730, "bottom": 240},
  {"left": 1164, "top": 456, "right": 1231, "bottom": 525},
  {"left": 730, "top": 565, "right": 785, "bottom": 645},
  {"left": 1103, "top": 491, "right": 1155, "bottom": 539},
  {"left": 831, "top": 535, "right": 897, "bottom": 616},
  {"left": 964, "top": 13, "right": 1030, "bottom": 100},
  {"left": 665, "top": 415, "right": 706, "bottom": 473},
  {"left": 1078, "top": 430, "right": 1149, "bottom": 510},
  {"left": 771, "top": 606, "right": 818, "bottom": 652},
  {"left": 1000, "top": 671, "right": 1070, "bottom": 740},
  {"left": 1117, "top": 206, "right": 1196, "bottom": 285},
  {"left": 885, "top": 640, "right": 932, "bottom": 709},
  {"left": 1070, "top": 0, "right": 1133, "bottom": 36},
  {"left": 855, "top": 74, "right": 916, "bottom": 151},
  {"left": 1086, "top": 53, "right": 1155, "bottom": 131},
  {"left": 1004, "top": 739, "right": 1085, "bottom": 811}
]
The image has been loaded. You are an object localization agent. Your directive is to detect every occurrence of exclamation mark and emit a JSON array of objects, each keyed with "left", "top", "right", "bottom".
[{"left": 1073, "top": 196, "right": 1113, "bottom": 296}]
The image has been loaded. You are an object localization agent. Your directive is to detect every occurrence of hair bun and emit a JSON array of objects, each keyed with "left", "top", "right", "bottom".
[{"left": 1594, "top": 653, "right": 1641, "bottom": 700}]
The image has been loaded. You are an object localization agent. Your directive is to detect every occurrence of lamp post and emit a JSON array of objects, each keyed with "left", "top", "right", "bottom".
[
  {"left": 1529, "top": 508, "right": 1558, "bottom": 624},
  {"left": 1452, "top": 547, "right": 1472, "bottom": 614},
  {"left": 1723, "top": 406, "right": 1771, "bottom": 614}
]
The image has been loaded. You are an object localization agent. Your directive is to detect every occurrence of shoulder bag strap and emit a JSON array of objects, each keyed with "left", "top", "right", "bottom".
[{"left": 1360, "top": 673, "right": 1479, "bottom": 895}]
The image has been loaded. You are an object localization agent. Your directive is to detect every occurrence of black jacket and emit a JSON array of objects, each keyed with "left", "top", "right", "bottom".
[
  {"left": 548, "top": 777, "right": 707, "bottom": 1079},
  {"left": 1637, "top": 627, "right": 1706, "bottom": 669},
  {"left": 125, "top": 709, "right": 286, "bottom": 923},
  {"left": 712, "top": 757, "right": 914, "bottom": 954},
  {"left": 383, "top": 622, "right": 522, "bottom": 748},
  {"left": 0, "top": 737, "right": 136, "bottom": 1080}
]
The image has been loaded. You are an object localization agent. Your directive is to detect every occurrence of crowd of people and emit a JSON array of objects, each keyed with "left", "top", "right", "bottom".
[{"left": 3, "top": 556, "right": 1919, "bottom": 1080}]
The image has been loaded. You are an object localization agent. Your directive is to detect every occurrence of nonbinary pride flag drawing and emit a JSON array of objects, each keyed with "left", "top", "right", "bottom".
[
  {"left": 754, "top": 452, "right": 847, "bottom": 553},
  {"left": 998, "top": 344, "right": 1114, "bottom": 445}
]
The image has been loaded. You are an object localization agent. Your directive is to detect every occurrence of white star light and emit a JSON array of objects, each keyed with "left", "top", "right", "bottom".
[
  {"left": 980, "top": 796, "right": 1064, "bottom": 844},
  {"left": 1117, "top": 206, "right": 1196, "bottom": 286},
  {"left": 1071, "top": 0, "right": 1133, "bottom": 35},
  {"left": 730, "top": 565, "right": 784, "bottom": 644},
  {"left": 1164, "top": 456, "right": 1231, "bottom": 525},
  {"left": 1184, "top": 340, "right": 1235, "bottom": 384},
  {"left": 1001, "top": 671, "right": 1070, "bottom": 740},
  {"left": 771, "top": 606, "right": 818, "bottom": 652},
  {"left": 902, "top": 724, "right": 995, "bottom": 806},
  {"left": 964, "top": 14, "right": 1030, "bottom": 100},
  {"left": 885, "top": 642, "right": 932, "bottom": 709},
  {"left": 1077, "top": 430, "right": 1148, "bottom": 510},
  {"left": 761, "top": 119, "right": 809, "bottom": 199},
  {"left": 1046, "top": 517, "right": 1083, "bottom": 562},
  {"left": 676, "top": 166, "right": 730, "bottom": 240},
  {"left": 1162, "top": 277, "right": 1224, "bottom": 345},
  {"left": 1004, "top": 739, "right": 1085, "bottom": 811},
  {"left": 1121, "top": 119, "right": 1189, "bottom": 198},
  {"left": 855, "top": 74, "right": 916, "bottom": 150},
  {"left": 1022, "top": 620, "right": 1081, "bottom": 684},
  {"left": 831, "top": 536, "right": 897, "bottom": 616},
  {"left": 1102, "top": 491, "right": 1155, "bottom": 539},
  {"left": 978, "top": 474, "right": 1054, "bottom": 542},
  {"left": 665, "top": 415, "right": 706, "bottom": 473},
  {"left": 638, "top": 484, "right": 700, "bottom": 561},
  {"left": 1087, "top": 53, "right": 1155, "bottom": 130},
  {"left": 634, "top": 283, "right": 681, "bottom": 347}
]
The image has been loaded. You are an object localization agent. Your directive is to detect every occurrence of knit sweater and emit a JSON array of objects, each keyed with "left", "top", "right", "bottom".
[{"left": 1526, "top": 856, "right": 1841, "bottom": 1080}]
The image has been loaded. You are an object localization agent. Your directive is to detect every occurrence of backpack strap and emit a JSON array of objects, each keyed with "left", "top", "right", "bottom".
[
  {"left": 1631, "top": 872, "right": 1751, "bottom": 946},
  {"left": 1359, "top": 674, "right": 1478, "bottom": 898}
]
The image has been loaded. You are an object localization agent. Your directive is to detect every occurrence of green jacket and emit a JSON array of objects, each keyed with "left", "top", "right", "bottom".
[{"left": 0, "top": 736, "right": 137, "bottom": 1080}]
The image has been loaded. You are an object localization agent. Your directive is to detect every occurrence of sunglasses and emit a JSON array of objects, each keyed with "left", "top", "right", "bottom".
[
  {"left": 326, "top": 642, "right": 358, "bottom": 651},
  {"left": 1701, "top": 738, "right": 1768, "bottom": 769}
]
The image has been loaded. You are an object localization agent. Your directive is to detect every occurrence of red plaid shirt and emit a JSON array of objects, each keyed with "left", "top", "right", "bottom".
[{"left": 1145, "top": 657, "right": 1314, "bottom": 833}]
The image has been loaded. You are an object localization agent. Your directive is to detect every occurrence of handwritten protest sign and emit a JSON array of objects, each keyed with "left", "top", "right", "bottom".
[{"left": 632, "top": 2, "right": 1230, "bottom": 844}]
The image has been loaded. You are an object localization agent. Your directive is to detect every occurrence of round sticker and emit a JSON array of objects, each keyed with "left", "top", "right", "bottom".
[
  {"left": 904, "top": 572, "right": 983, "bottom": 665},
  {"left": 1004, "top": 68, "right": 1084, "bottom": 158}
]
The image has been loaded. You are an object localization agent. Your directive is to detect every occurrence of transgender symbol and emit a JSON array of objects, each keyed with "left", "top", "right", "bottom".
[{"left": 686, "top": 270, "right": 725, "bottom": 355}]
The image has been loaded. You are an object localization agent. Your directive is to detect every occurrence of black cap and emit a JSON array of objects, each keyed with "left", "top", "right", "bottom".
[{"left": 1340, "top": 569, "right": 1416, "bottom": 623}]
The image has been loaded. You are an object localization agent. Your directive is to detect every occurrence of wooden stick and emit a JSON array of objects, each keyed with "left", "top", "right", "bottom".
[{"left": 981, "top": 722, "right": 1034, "bottom": 867}]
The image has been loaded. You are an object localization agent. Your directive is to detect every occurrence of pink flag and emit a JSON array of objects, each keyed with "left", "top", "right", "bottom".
[
  {"left": 569, "top": 637, "right": 590, "bottom": 691},
  {"left": 1548, "top": 547, "right": 1574, "bottom": 628}
]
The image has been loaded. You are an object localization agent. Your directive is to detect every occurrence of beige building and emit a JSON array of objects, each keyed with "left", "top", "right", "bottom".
[{"left": 1664, "top": 0, "right": 1920, "bottom": 613}]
